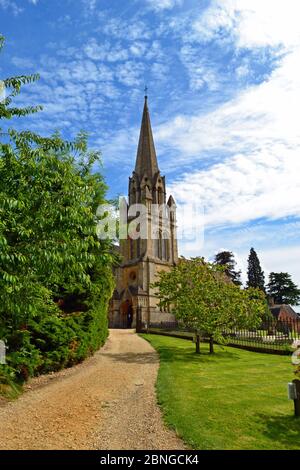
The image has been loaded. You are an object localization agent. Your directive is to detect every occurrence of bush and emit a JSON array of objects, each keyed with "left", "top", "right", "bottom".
[{"left": 0, "top": 37, "right": 118, "bottom": 393}]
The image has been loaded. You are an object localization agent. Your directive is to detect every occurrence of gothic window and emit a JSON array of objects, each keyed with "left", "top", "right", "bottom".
[
  {"left": 131, "top": 188, "right": 136, "bottom": 205},
  {"left": 165, "top": 239, "right": 170, "bottom": 260},
  {"left": 153, "top": 231, "right": 166, "bottom": 260},
  {"left": 162, "top": 231, "right": 170, "bottom": 260},
  {"left": 162, "top": 235, "right": 166, "bottom": 260},
  {"left": 154, "top": 230, "right": 163, "bottom": 259},
  {"left": 157, "top": 187, "right": 163, "bottom": 205},
  {"left": 154, "top": 234, "right": 160, "bottom": 258},
  {"left": 158, "top": 233, "right": 162, "bottom": 259}
]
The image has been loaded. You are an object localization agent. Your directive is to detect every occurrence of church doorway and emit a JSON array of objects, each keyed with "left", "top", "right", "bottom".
[{"left": 120, "top": 300, "right": 133, "bottom": 329}]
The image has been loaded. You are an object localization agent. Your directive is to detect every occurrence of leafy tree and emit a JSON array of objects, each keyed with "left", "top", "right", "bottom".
[
  {"left": 153, "top": 257, "right": 266, "bottom": 353},
  {"left": 267, "top": 272, "right": 300, "bottom": 305},
  {"left": 247, "top": 248, "right": 265, "bottom": 291},
  {"left": 214, "top": 251, "right": 242, "bottom": 286},
  {"left": 0, "top": 36, "right": 116, "bottom": 384}
]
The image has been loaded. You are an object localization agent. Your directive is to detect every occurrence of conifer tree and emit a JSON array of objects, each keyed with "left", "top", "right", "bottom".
[
  {"left": 214, "top": 251, "right": 242, "bottom": 286},
  {"left": 247, "top": 248, "right": 265, "bottom": 291},
  {"left": 267, "top": 272, "right": 300, "bottom": 305}
]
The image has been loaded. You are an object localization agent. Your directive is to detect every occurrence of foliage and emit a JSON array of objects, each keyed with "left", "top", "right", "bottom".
[
  {"left": 0, "top": 36, "right": 116, "bottom": 388},
  {"left": 153, "top": 257, "right": 266, "bottom": 351},
  {"left": 267, "top": 272, "right": 300, "bottom": 305},
  {"left": 214, "top": 251, "right": 242, "bottom": 286},
  {"left": 142, "top": 334, "right": 298, "bottom": 450},
  {"left": 247, "top": 247, "right": 265, "bottom": 291}
]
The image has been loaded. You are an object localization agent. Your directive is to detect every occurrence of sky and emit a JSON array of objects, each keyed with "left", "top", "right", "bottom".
[{"left": 0, "top": 0, "right": 300, "bottom": 300}]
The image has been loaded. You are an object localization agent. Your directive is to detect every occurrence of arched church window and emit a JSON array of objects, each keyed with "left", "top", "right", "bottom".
[
  {"left": 162, "top": 231, "right": 170, "bottom": 260},
  {"left": 157, "top": 187, "right": 163, "bottom": 205},
  {"left": 165, "top": 239, "right": 170, "bottom": 260},
  {"left": 153, "top": 230, "right": 162, "bottom": 259},
  {"left": 154, "top": 233, "right": 159, "bottom": 258},
  {"left": 162, "top": 234, "right": 166, "bottom": 260},
  {"left": 131, "top": 188, "right": 136, "bottom": 205}
]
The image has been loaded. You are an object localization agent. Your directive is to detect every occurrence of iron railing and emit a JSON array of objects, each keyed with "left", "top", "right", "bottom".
[{"left": 140, "top": 318, "right": 300, "bottom": 354}]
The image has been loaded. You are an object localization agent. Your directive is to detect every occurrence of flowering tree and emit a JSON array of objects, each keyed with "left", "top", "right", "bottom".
[{"left": 153, "top": 257, "right": 267, "bottom": 353}]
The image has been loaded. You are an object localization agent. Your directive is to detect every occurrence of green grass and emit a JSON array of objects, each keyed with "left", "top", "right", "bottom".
[
  {"left": 0, "top": 376, "right": 22, "bottom": 401},
  {"left": 141, "top": 334, "right": 300, "bottom": 450}
]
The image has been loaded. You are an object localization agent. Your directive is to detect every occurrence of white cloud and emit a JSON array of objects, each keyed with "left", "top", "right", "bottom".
[
  {"left": 0, "top": 0, "right": 22, "bottom": 15},
  {"left": 164, "top": 49, "right": 300, "bottom": 229},
  {"left": 149, "top": 0, "right": 300, "bottom": 289},
  {"left": 84, "top": 39, "right": 129, "bottom": 62},
  {"left": 0, "top": 0, "right": 38, "bottom": 14},
  {"left": 102, "top": 18, "right": 151, "bottom": 41},
  {"left": 117, "top": 61, "right": 144, "bottom": 87},
  {"left": 151, "top": 62, "right": 169, "bottom": 81},
  {"left": 151, "top": 1, "right": 300, "bottom": 232},
  {"left": 180, "top": 44, "right": 220, "bottom": 91},
  {"left": 192, "top": 0, "right": 300, "bottom": 49},
  {"left": 81, "top": 0, "right": 97, "bottom": 12},
  {"left": 235, "top": 61, "right": 251, "bottom": 79},
  {"left": 146, "top": 0, "right": 183, "bottom": 12},
  {"left": 11, "top": 56, "right": 34, "bottom": 69},
  {"left": 130, "top": 42, "right": 147, "bottom": 57}
]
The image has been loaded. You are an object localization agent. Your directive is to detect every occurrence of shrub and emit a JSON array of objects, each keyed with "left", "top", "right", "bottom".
[{"left": 0, "top": 36, "right": 117, "bottom": 392}]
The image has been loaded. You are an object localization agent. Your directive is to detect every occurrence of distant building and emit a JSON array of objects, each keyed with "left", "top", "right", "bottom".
[
  {"left": 270, "top": 304, "right": 300, "bottom": 322},
  {"left": 109, "top": 95, "right": 178, "bottom": 329}
]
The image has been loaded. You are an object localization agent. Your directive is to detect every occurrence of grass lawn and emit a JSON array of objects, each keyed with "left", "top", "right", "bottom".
[{"left": 141, "top": 334, "right": 300, "bottom": 450}]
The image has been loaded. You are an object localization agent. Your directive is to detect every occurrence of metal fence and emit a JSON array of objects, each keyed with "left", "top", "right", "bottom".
[{"left": 140, "top": 318, "right": 300, "bottom": 355}]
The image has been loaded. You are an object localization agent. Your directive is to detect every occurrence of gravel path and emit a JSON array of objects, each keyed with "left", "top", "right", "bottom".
[{"left": 0, "top": 330, "right": 185, "bottom": 450}]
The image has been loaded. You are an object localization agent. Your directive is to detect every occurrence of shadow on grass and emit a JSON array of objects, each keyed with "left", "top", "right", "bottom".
[
  {"left": 154, "top": 345, "right": 241, "bottom": 364},
  {"left": 256, "top": 413, "right": 300, "bottom": 448}
]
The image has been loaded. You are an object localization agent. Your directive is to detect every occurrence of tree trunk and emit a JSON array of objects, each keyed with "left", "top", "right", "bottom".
[
  {"left": 195, "top": 333, "right": 200, "bottom": 354},
  {"left": 209, "top": 336, "right": 214, "bottom": 354}
]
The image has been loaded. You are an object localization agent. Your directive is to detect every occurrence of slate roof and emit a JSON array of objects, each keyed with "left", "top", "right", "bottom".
[{"left": 270, "top": 304, "right": 300, "bottom": 319}]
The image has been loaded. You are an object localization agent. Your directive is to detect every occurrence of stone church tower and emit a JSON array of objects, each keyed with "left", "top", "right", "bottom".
[{"left": 109, "top": 94, "right": 178, "bottom": 329}]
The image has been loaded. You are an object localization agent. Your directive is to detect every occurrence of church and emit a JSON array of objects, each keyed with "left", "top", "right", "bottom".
[{"left": 109, "top": 94, "right": 178, "bottom": 329}]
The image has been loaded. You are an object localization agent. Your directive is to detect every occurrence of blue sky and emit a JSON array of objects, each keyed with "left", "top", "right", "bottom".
[{"left": 1, "top": 0, "right": 300, "bottom": 297}]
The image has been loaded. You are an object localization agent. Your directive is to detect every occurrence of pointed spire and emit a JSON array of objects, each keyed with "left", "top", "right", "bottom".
[{"left": 135, "top": 95, "right": 159, "bottom": 177}]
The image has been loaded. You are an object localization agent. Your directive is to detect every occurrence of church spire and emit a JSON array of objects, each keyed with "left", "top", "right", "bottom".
[{"left": 134, "top": 95, "right": 159, "bottom": 177}]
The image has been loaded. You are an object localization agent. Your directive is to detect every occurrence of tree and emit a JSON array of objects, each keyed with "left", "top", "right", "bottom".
[
  {"left": 214, "top": 251, "right": 242, "bottom": 286},
  {"left": 0, "top": 36, "right": 117, "bottom": 383},
  {"left": 247, "top": 248, "right": 265, "bottom": 291},
  {"left": 267, "top": 272, "right": 300, "bottom": 305},
  {"left": 153, "top": 257, "right": 266, "bottom": 353}
]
